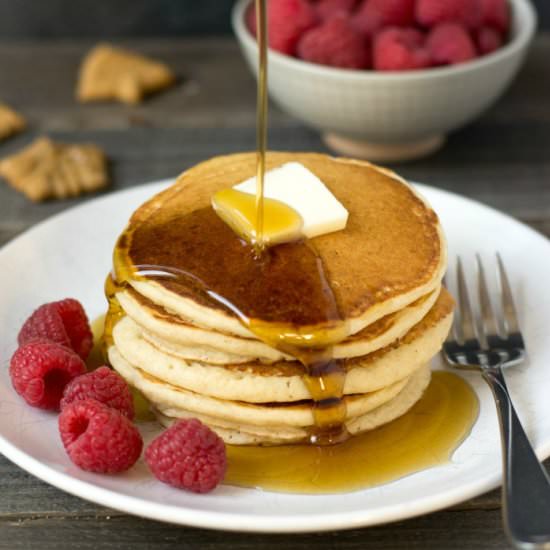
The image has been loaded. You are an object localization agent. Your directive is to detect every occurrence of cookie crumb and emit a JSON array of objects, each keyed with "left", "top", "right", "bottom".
[
  {"left": 0, "top": 137, "right": 109, "bottom": 201},
  {"left": 77, "top": 43, "right": 176, "bottom": 104}
]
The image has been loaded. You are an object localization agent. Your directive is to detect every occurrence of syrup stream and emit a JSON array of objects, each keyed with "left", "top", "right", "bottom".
[{"left": 254, "top": 0, "right": 268, "bottom": 253}]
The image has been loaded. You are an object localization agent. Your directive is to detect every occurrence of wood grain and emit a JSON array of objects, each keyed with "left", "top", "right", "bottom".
[
  {"left": 0, "top": 36, "right": 548, "bottom": 550},
  {"left": 0, "top": 511, "right": 512, "bottom": 550}
]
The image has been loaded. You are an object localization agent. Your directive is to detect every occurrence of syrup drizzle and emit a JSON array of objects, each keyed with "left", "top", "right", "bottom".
[
  {"left": 104, "top": 0, "right": 349, "bottom": 445},
  {"left": 107, "top": 203, "right": 350, "bottom": 444}
]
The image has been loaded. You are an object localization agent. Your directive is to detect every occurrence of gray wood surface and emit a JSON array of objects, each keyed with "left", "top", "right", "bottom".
[{"left": 0, "top": 36, "right": 548, "bottom": 549}]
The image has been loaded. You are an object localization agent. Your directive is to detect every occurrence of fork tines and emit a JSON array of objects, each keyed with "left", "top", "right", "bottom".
[{"left": 443, "top": 253, "right": 525, "bottom": 364}]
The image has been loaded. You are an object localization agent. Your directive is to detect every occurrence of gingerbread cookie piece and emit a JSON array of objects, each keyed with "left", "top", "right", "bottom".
[
  {"left": 77, "top": 44, "right": 176, "bottom": 104},
  {"left": 0, "top": 103, "right": 26, "bottom": 142},
  {"left": 0, "top": 137, "right": 109, "bottom": 201}
]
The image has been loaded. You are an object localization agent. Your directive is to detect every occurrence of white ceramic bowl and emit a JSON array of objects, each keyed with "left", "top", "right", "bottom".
[{"left": 232, "top": 0, "right": 537, "bottom": 162}]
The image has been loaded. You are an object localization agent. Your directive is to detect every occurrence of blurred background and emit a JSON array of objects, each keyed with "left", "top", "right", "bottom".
[
  {"left": 0, "top": 0, "right": 547, "bottom": 37},
  {"left": 0, "top": 0, "right": 547, "bottom": 222}
]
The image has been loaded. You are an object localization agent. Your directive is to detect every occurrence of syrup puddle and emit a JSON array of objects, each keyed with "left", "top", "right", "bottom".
[{"left": 224, "top": 372, "right": 479, "bottom": 494}]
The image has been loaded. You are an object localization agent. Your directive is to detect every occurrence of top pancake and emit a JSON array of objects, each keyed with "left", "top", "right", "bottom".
[{"left": 116, "top": 152, "right": 446, "bottom": 338}]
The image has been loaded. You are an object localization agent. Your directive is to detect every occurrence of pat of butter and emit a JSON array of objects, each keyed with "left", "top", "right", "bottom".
[{"left": 234, "top": 162, "right": 349, "bottom": 239}]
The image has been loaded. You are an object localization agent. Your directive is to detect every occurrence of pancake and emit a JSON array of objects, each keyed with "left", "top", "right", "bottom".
[
  {"left": 116, "top": 285, "right": 440, "bottom": 364},
  {"left": 115, "top": 152, "right": 446, "bottom": 339},
  {"left": 111, "top": 287, "right": 453, "bottom": 403},
  {"left": 106, "top": 152, "right": 451, "bottom": 446},
  {"left": 153, "top": 366, "right": 432, "bottom": 445}
]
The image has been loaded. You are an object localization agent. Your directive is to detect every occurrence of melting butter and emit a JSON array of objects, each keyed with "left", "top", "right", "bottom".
[
  {"left": 235, "top": 162, "right": 349, "bottom": 240},
  {"left": 212, "top": 162, "right": 349, "bottom": 247},
  {"left": 212, "top": 188, "right": 303, "bottom": 246}
]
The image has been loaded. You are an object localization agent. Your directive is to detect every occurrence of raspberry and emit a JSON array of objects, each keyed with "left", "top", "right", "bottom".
[
  {"left": 59, "top": 399, "right": 142, "bottom": 473},
  {"left": 248, "top": 0, "right": 318, "bottom": 55},
  {"left": 18, "top": 298, "right": 92, "bottom": 360},
  {"left": 353, "top": 0, "right": 416, "bottom": 37},
  {"left": 373, "top": 27, "right": 431, "bottom": 71},
  {"left": 416, "top": 0, "right": 483, "bottom": 30},
  {"left": 480, "top": 0, "right": 509, "bottom": 33},
  {"left": 145, "top": 419, "right": 226, "bottom": 493},
  {"left": 297, "top": 15, "right": 370, "bottom": 69},
  {"left": 426, "top": 22, "right": 477, "bottom": 65},
  {"left": 18, "top": 303, "right": 71, "bottom": 350},
  {"left": 10, "top": 340, "right": 87, "bottom": 410},
  {"left": 316, "top": 0, "right": 358, "bottom": 21},
  {"left": 61, "top": 366, "right": 135, "bottom": 420},
  {"left": 245, "top": 3, "right": 257, "bottom": 35},
  {"left": 476, "top": 25, "right": 503, "bottom": 54},
  {"left": 54, "top": 299, "right": 93, "bottom": 360}
]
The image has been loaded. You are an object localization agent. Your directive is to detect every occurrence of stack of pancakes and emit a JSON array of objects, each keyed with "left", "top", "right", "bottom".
[{"left": 106, "top": 152, "right": 453, "bottom": 445}]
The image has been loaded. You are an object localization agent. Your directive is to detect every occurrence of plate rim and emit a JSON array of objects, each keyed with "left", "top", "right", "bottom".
[{"left": 0, "top": 179, "right": 549, "bottom": 533}]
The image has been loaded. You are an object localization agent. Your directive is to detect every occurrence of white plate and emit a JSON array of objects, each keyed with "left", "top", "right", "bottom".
[{"left": 0, "top": 180, "right": 549, "bottom": 533}]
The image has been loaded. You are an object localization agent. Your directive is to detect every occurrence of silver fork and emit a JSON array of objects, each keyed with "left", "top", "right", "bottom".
[{"left": 443, "top": 254, "right": 550, "bottom": 550}]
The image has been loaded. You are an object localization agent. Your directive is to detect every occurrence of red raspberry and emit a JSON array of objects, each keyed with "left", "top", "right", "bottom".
[
  {"left": 353, "top": 0, "right": 416, "bottom": 37},
  {"left": 480, "top": 0, "right": 509, "bottom": 33},
  {"left": 247, "top": 0, "right": 318, "bottom": 55},
  {"left": 416, "top": 0, "right": 483, "bottom": 30},
  {"left": 59, "top": 399, "right": 142, "bottom": 473},
  {"left": 426, "top": 22, "right": 477, "bottom": 65},
  {"left": 18, "top": 298, "right": 93, "bottom": 360},
  {"left": 54, "top": 299, "right": 93, "bottom": 360},
  {"left": 18, "top": 303, "right": 71, "bottom": 350},
  {"left": 476, "top": 25, "right": 503, "bottom": 54},
  {"left": 316, "top": 0, "right": 358, "bottom": 20},
  {"left": 297, "top": 15, "right": 370, "bottom": 69},
  {"left": 373, "top": 27, "right": 431, "bottom": 71},
  {"left": 60, "top": 366, "right": 135, "bottom": 420},
  {"left": 145, "top": 419, "right": 226, "bottom": 493},
  {"left": 10, "top": 340, "right": 87, "bottom": 410},
  {"left": 245, "top": 3, "right": 257, "bottom": 35}
]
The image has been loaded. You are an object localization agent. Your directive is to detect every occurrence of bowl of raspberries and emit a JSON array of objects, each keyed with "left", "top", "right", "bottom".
[{"left": 232, "top": 0, "right": 536, "bottom": 161}]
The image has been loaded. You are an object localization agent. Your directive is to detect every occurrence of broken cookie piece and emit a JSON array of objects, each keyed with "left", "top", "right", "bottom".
[
  {"left": 77, "top": 44, "right": 176, "bottom": 104},
  {"left": 0, "top": 103, "right": 26, "bottom": 142},
  {"left": 0, "top": 137, "right": 109, "bottom": 201}
]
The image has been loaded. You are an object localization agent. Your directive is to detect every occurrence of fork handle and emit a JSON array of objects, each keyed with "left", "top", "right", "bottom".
[{"left": 483, "top": 366, "right": 550, "bottom": 549}]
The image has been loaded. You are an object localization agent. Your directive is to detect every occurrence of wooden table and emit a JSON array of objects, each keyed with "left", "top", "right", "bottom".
[{"left": 0, "top": 36, "right": 548, "bottom": 549}]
